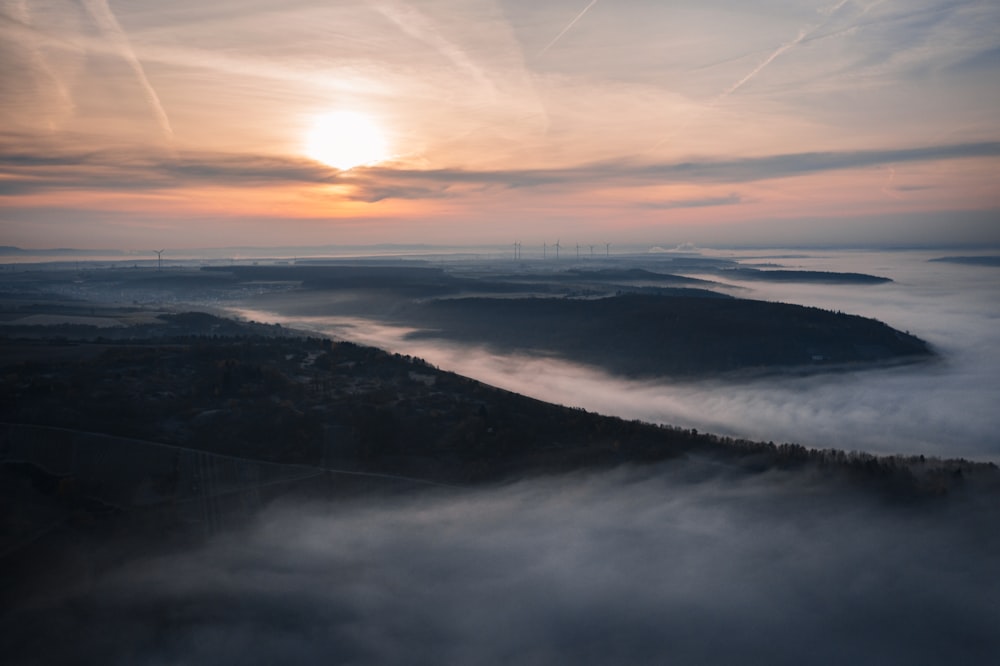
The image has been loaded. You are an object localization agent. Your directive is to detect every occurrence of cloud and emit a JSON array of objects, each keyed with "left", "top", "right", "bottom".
[
  {"left": 370, "top": 0, "right": 497, "bottom": 97},
  {"left": 648, "top": 243, "right": 701, "bottom": 253},
  {"left": 5, "top": 463, "right": 998, "bottom": 664},
  {"left": 79, "top": 0, "right": 172, "bottom": 138},
  {"left": 0, "top": 146, "right": 339, "bottom": 194},
  {"left": 342, "top": 141, "right": 1000, "bottom": 201},
  {"left": 639, "top": 194, "right": 743, "bottom": 210},
  {"left": 8, "top": 140, "right": 990, "bottom": 199}
]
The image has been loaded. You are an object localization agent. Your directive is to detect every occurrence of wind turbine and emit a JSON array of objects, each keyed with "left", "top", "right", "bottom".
[
  {"left": 554, "top": 239, "right": 561, "bottom": 259},
  {"left": 154, "top": 249, "right": 164, "bottom": 271},
  {"left": 605, "top": 242, "right": 611, "bottom": 257},
  {"left": 576, "top": 243, "right": 580, "bottom": 259}
]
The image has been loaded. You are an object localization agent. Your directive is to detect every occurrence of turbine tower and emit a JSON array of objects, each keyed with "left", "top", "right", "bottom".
[
  {"left": 154, "top": 249, "right": 164, "bottom": 271},
  {"left": 554, "top": 240, "right": 561, "bottom": 259},
  {"left": 605, "top": 242, "right": 611, "bottom": 257},
  {"left": 576, "top": 243, "right": 580, "bottom": 259}
]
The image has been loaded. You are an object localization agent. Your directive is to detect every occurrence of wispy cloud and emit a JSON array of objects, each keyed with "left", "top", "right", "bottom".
[
  {"left": 639, "top": 194, "right": 744, "bottom": 210},
  {"left": 2, "top": 141, "right": 998, "bottom": 199},
  {"left": 0, "top": 148, "right": 335, "bottom": 195},
  {"left": 7, "top": 0, "right": 75, "bottom": 128},
  {"left": 370, "top": 0, "right": 496, "bottom": 97},
  {"left": 349, "top": 141, "right": 1000, "bottom": 199},
  {"left": 79, "top": 0, "right": 173, "bottom": 138}
]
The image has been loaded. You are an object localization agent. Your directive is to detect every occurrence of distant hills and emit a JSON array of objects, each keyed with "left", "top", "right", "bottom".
[
  {"left": 929, "top": 256, "right": 1000, "bottom": 267},
  {"left": 0, "top": 246, "right": 125, "bottom": 256},
  {"left": 0, "top": 261, "right": 931, "bottom": 379},
  {"left": 399, "top": 293, "right": 932, "bottom": 378},
  {"left": 719, "top": 268, "right": 892, "bottom": 283}
]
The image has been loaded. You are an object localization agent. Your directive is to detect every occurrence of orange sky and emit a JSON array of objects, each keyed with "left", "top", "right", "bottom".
[{"left": 2, "top": 0, "right": 999, "bottom": 249}]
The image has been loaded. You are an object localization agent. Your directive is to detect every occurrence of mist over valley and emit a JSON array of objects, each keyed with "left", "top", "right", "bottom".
[
  {"left": 5, "top": 463, "right": 999, "bottom": 665},
  {"left": 2, "top": 246, "right": 999, "bottom": 664},
  {"left": 218, "top": 248, "right": 999, "bottom": 461}
]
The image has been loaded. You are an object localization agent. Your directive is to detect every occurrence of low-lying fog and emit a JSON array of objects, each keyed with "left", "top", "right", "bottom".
[
  {"left": 7, "top": 249, "right": 998, "bottom": 664},
  {"left": 235, "top": 249, "right": 1000, "bottom": 461},
  {"left": 10, "top": 464, "right": 998, "bottom": 664}
]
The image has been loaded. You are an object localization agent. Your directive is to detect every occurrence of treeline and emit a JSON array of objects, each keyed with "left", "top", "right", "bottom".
[
  {"left": 400, "top": 293, "right": 934, "bottom": 378},
  {"left": 719, "top": 268, "right": 892, "bottom": 284},
  {"left": 0, "top": 311, "right": 293, "bottom": 343},
  {"left": 1, "top": 329, "right": 992, "bottom": 500}
]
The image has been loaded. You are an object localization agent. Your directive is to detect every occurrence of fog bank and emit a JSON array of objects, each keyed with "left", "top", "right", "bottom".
[
  {"left": 6, "top": 464, "right": 998, "bottom": 664},
  {"left": 236, "top": 249, "right": 1000, "bottom": 461}
]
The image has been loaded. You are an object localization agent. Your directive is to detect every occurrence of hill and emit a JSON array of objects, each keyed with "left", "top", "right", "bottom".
[{"left": 399, "top": 294, "right": 933, "bottom": 378}]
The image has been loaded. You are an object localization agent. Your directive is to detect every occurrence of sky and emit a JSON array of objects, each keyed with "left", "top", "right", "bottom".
[{"left": 1, "top": 0, "right": 999, "bottom": 249}]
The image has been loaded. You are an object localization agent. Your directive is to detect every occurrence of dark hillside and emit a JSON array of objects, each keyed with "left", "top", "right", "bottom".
[
  {"left": 0, "top": 332, "right": 986, "bottom": 499},
  {"left": 719, "top": 268, "right": 892, "bottom": 283},
  {"left": 401, "top": 294, "right": 933, "bottom": 378}
]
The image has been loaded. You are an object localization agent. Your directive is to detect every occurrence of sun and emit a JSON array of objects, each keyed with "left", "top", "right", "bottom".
[{"left": 305, "top": 110, "right": 389, "bottom": 171}]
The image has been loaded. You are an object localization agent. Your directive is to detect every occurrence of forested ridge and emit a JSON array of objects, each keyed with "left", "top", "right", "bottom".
[
  {"left": 0, "top": 315, "right": 983, "bottom": 495},
  {"left": 1, "top": 313, "right": 995, "bottom": 615},
  {"left": 402, "top": 294, "right": 933, "bottom": 378}
]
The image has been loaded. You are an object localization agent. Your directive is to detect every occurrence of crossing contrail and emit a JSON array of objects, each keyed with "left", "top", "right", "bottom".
[
  {"left": 540, "top": 0, "right": 598, "bottom": 56},
  {"left": 643, "top": 0, "right": 860, "bottom": 156},
  {"left": 372, "top": 0, "right": 495, "bottom": 96},
  {"left": 717, "top": 0, "right": 852, "bottom": 100},
  {"left": 80, "top": 0, "right": 173, "bottom": 138},
  {"left": 721, "top": 29, "right": 807, "bottom": 98}
]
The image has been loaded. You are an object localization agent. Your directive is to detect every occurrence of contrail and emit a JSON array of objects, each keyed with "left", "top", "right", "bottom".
[
  {"left": 80, "top": 0, "right": 173, "bottom": 138},
  {"left": 822, "top": 0, "right": 852, "bottom": 17},
  {"left": 718, "top": 0, "right": 853, "bottom": 100},
  {"left": 372, "top": 1, "right": 494, "bottom": 94},
  {"left": 721, "top": 28, "right": 807, "bottom": 98},
  {"left": 540, "top": 0, "right": 598, "bottom": 56},
  {"left": 643, "top": 1, "right": 861, "bottom": 156},
  {"left": 11, "top": 0, "right": 75, "bottom": 127}
]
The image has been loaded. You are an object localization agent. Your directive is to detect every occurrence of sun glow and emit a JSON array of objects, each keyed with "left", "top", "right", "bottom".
[{"left": 305, "top": 111, "right": 389, "bottom": 170}]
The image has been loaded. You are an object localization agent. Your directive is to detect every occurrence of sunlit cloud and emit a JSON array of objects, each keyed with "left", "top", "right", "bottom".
[
  {"left": 3, "top": 140, "right": 996, "bottom": 197},
  {"left": 638, "top": 194, "right": 744, "bottom": 210}
]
